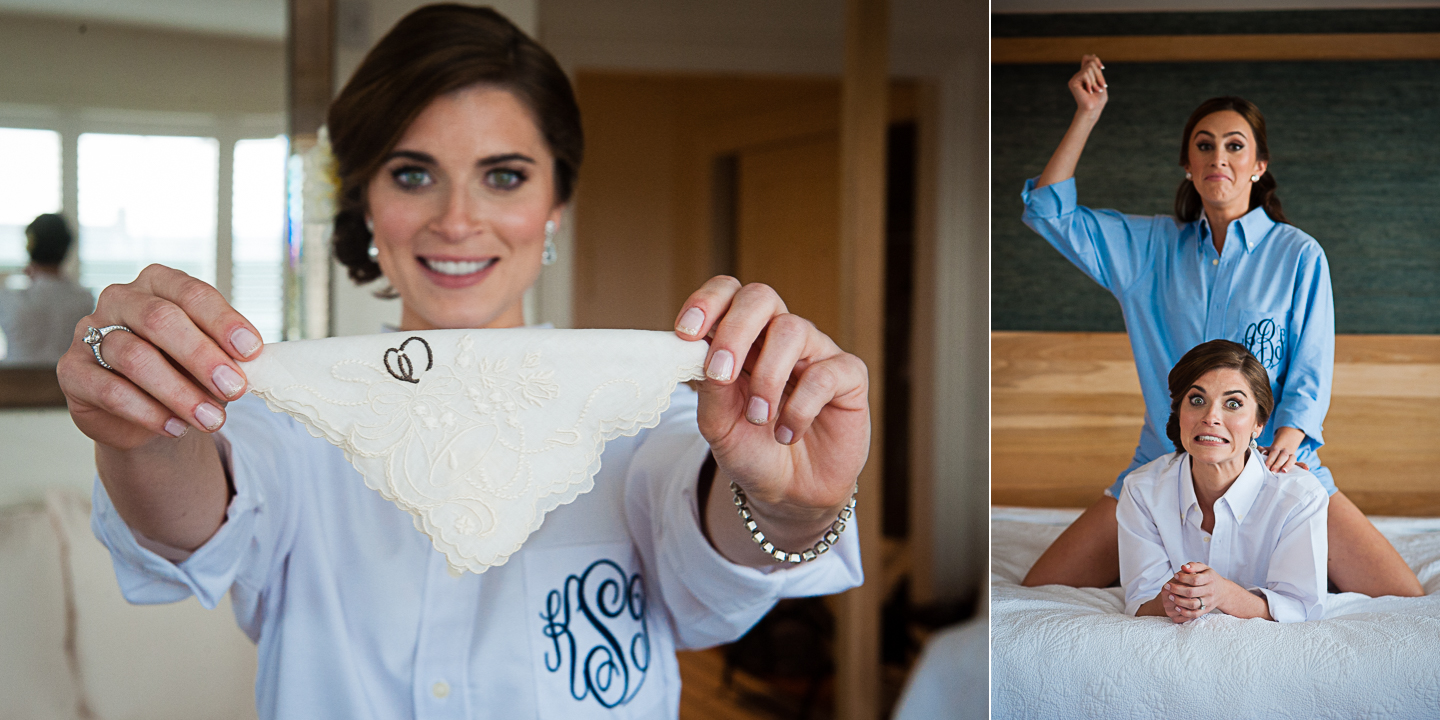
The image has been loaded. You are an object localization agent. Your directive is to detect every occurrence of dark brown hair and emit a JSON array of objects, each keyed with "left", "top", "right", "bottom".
[
  {"left": 25, "top": 213, "right": 72, "bottom": 266},
  {"left": 327, "top": 3, "right": 583, "bottom": 284},
  {"left": 1174, "top": 97, "right": 1286, "bottom": 225},
  {"left": 1165, "top": 339, "right": 1274, "bottom": 449}
]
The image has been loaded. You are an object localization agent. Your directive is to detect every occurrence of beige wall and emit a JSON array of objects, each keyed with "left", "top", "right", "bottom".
[
  {"left": 542, "top": 0, "right": 987, "bottom": 605},
  {"left": 0, "top": 12, "right": 283, "bottom": 119}
]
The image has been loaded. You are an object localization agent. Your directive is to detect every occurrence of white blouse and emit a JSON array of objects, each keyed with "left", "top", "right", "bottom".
[
  {"left": 91, "top": 388, "right": 863, "bottom": 719},
  {"left": 1117, "top": 450, "right": 1328, "bottom": 623}
]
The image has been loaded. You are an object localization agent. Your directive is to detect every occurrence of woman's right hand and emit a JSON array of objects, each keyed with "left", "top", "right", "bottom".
[
  {"left": 1067, "top": 54, "right": 1108, "bottom": 116},
  {"left": 1035, "top": 55, "right": 1109, "bottom": 189},
  {"left": 58, "top": 264, "right": 264, "bottom": 451}
]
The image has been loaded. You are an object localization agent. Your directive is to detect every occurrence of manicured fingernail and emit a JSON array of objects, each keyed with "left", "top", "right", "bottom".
[
  {"left": 706, "top": 350, "right": 734, "bottom": 382},
  {"left": 164, "top": 418, "right": 188, "bottom": 438},
  {"left": 231, "top": 327, "right": 261, "bottom": 357},
  {"left": 746, "top": 396, "right": 769, "bottom": 425},
  {"left": 677, "top": 307, "right": 704, "bottom": 336},
  {"left": 213, "top": 365, "right": 245, "bottom": 398},
  {"left": 775, "top": 425, "right": 794, "bottom": 445},
  {"left": 195, "top": 403, "right": 224, "bottom": 430}
]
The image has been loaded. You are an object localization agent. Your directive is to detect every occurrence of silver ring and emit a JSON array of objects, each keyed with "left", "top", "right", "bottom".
[
  {"left": 1198, "top": 598, "right": 1204, "bottom": 612},
  {"left": 82, "top": 325, "right": 133, "bottom": 371}
]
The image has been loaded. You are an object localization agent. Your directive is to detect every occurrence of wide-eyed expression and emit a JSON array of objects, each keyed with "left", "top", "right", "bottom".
[
  {"left": 366, "top": 85, "right": 563, "bottom": 331},
  {"left": 1177, "top": 367, "right": 1264, "bottom": 466},
  {"left": 1184, "top": 110, "right": 1268, "bottom": 216}
]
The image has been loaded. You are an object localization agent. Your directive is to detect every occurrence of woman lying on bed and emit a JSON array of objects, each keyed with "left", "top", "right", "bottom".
[{"left": 1119, "top": 339, "right": 1328, "bottom": 623}]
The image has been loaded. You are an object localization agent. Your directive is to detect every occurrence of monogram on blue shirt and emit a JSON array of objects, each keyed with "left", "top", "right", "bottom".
[
  {"left": 541, "top": 558, "right": 651, "bottom": 708},
  {"left": 1242, "top": 317, "right": 1286, "bottom": 370}
]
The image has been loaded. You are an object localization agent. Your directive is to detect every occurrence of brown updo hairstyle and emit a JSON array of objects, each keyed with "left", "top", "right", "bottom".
[
  {"left": 327, "top": 3, "right": 584, "bottom": 285},
  {"left": 1165, "top": 339, "right": 1274, "bottom": 450},
  {"left": 1174, "top": 97, "right": 1287, "bottom": 225}
]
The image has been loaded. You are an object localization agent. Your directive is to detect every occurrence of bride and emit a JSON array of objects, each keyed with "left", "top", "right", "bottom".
[{"left": 56, "top": 5, "right": 869, "bottom": 718}]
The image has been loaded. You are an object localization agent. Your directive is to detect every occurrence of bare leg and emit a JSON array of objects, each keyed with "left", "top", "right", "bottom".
[
  {"left": 1328, "top": 491, "right": 1423, "bottom": 597},
  {"left": 1021, "top": 496, "right": 1120, "bottom": 588}
]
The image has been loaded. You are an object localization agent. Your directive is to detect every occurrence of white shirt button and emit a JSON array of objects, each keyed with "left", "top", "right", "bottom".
[
  {"left": 432, "top": 681, "right": 450, "bottom": 699},
  {"left": 1203, "top": 536, "right": 1211, "bottom": 543}
]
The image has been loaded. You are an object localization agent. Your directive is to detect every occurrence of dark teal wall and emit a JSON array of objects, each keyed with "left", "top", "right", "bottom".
[{"left": 991, "top": 13, "right": 1440, "bottom": 334}]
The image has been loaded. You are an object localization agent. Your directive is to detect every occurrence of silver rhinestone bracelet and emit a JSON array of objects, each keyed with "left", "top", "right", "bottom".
[{"left": 730, "top": 482, "right": 856, "bottom": 563}]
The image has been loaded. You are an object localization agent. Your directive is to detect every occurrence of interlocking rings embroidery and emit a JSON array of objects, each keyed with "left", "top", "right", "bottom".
[
  {"left": 383, "top": 336, "right": 433, "bottom": 384},
  {"left": 541, "top": 559, "right": 650, "bottom": 708},
  {"left": 1242, "top": 318, "right": 1286, "bottom": 370}
]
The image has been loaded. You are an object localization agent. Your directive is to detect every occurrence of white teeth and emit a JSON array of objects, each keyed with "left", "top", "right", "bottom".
[
  {"left": 1197, "top": 435, "right": 1227, "bottom": 443},
  {"left": 424, "top": 258, "right": 494, "bottom": 276}
]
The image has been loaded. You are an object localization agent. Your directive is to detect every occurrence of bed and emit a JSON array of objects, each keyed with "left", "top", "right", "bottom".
[{"left": 991, "top": 506, "right": 1440, "bottom": 719}]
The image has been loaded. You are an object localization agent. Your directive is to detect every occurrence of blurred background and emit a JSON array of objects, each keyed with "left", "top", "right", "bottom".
[{"left": 0, "top": 1, "right": 986, "bottom": 719}]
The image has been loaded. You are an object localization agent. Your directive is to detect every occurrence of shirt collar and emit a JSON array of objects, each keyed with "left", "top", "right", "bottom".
[
  {"left": 1178, "top": 448, "right": 1267, "bottom": 525},
  {"left": 1196, "top": 205, "right": 1276, "bottom": 254}
]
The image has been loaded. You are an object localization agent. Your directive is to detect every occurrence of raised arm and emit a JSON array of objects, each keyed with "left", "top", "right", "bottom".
[
  {"left": 57, "top": 264, "right": 262, "bottom": 552},
  {"left": 1036, "top": 55, "right": 1109, "bottom": 189}
]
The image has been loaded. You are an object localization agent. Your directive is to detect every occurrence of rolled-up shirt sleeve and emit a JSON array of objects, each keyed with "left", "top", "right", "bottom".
[
  {"left": 89, "top": 396, "right": 303, "bottom": 637},
  {"left": 1117, "top": 478, "right": 1175, "bottom": 617},
  {"left": 1250, "top": 487, "right": 1328, "bottom": 623},
  {"left": 1270, "top": 244, "right": 1334, "bottom": 450},
  {"left": 1021, "top": 176, "right": 1166, "bottom": 297},
  {"left": 624, "top": 389, "right": 863, "bottom": 650}
]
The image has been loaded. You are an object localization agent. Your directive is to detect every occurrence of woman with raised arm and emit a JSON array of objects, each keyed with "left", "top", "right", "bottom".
[
  {"left": 1019, "top": 55, "right": 1419, "bottom": 598},
  {"left": 56, "top": 6, "right": 868, "bottom": 718}
]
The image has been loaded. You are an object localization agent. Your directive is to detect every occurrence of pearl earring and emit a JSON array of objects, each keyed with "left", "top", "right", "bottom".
[
  {"left": 542, "top": 220, "right": 557, "bottom": 266},
  {"left": 1185, "top": 171, "right": 1192, "bottom": 180},
  {"left": 1250, "top": 174, "right": 1260, "bottom": 182}
]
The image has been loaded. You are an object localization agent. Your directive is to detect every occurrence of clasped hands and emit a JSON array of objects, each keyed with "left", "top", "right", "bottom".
[
  {"left": 675, "top": 277, "right": 870, "bottom": 562},
  {"left": 1159, "top": 562, "right": 1257, "bottom": 624}
]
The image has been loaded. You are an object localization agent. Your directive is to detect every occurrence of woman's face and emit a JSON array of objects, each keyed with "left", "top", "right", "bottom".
[
  {"left": 1177, "top": 367, "right": 1265, "bottom": 467},
  {"left": 366, "top": 84, "right": 562, "bottom": 331},
  {"left": 1183, "top": 110, "right": 1268, "bottom": 215}
]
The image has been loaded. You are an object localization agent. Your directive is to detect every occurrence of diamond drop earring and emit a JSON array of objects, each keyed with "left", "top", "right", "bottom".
[{"left": 542, "top": 220, "right": 557, "bottom": 266}]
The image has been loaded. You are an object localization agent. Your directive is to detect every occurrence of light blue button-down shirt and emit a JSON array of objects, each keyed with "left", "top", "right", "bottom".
[
  {"left": 90, "top": 389, "right": 862, "bottom": 719},
  {"left": 1022, "top": 177, "right": 1336, "bottom": 496},
  {"left": 1117, "top": 450, "right": 1329, "bottom": 622}
]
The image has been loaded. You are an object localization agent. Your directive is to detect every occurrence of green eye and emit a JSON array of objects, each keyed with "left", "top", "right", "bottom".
[
  {"left": 1189, "top": 395, "right": 1204, "bottom": 406},
  {"left": 487, "top": 168, "right": 525, "bottom": 190},
  {"left": 1225, "top": 399, "right": 1242, "bottom": 409},
  {"left": 392, "top": 167, "right": 432, "bottom": 189}
]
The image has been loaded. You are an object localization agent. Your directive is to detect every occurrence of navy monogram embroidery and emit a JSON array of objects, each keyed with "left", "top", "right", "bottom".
[
  {"left": 541, "top": 559, "right": 650, "bottom": 708},
  {"left": 1243, "top": 318, "right": 1286, "bottom": 370},
  {"left": 383, "top": 336, "right": 433, "bottom": 384}
]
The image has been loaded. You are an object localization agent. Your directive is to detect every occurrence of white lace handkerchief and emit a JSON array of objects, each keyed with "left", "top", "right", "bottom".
[{"left": 239, "top": 329, "right": 708, "bottom": 574}]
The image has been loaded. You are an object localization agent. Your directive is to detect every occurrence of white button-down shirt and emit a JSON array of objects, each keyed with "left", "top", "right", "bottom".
[
  {"left": 0, "top": 274, "right": 94, "bottom": 364},
  {"left": 91, "top": 388, "right": 863, "bottom": 719},
  {"left": 1117, "top": 450, "right": 1328, "bottom": 622}
]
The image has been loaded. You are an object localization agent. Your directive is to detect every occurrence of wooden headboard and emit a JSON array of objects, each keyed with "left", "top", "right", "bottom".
[{"left": 992, "top": 331, "right": 1440, "bottom": 516}]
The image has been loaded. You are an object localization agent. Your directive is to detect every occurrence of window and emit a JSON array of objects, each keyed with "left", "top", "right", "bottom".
[
  {"left": 232, "top": 136, "right": 288, "bottom": 343},
  {"left": 78, "top": 133, "right": 220, "bottom": 295},
  {"left": 0, "top": 128, "right": 63, "bottom": 271}
]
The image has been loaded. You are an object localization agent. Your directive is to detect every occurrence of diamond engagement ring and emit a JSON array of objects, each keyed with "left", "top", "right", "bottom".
[{"left": 83, "top": 325, "right": 133, "bottom": 370}]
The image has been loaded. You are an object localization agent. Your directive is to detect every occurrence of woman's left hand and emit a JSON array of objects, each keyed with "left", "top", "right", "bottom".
[
  {"left": 1163, "top": 562, "right": 1234, "bottom": 622},
  {"left": 675, "top": 277, "right": 870, "bottom": 563},
  {"left": 1262, "top": 427, "right": 1306, "bottom": 473}
]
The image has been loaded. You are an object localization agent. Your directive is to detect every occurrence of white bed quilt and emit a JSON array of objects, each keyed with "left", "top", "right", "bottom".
[
  {"left": 240, "top": 329, "right": 707, "bottom": 575},
  {"left": 992, "top": 506, "right": 1440, "bottom": 719}
]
